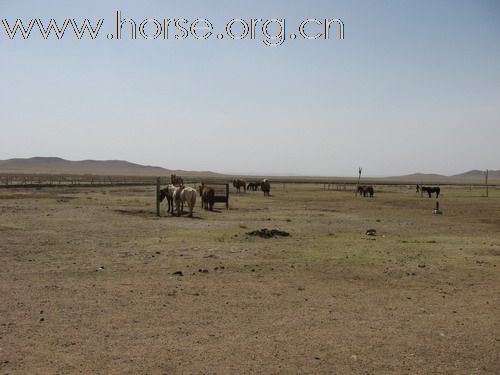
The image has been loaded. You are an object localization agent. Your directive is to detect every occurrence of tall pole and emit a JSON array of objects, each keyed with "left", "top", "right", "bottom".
[
  {"left": 486, "top": 169, "right": 489, "bottom": 198},
  {"left": 356, "top": 167, "right": 362, "bottom": 196}
]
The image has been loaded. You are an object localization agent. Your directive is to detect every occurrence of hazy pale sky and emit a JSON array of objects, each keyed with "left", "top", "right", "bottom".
[{"left": 1, "top": 0, "right": 499, "bottom": 176}]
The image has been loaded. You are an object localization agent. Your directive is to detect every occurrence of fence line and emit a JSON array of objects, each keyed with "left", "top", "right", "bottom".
[{"left": 1, "top": 174, "right": 498, "bottom": 190}]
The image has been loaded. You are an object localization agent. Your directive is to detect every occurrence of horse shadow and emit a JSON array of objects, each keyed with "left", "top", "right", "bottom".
[{"left": 167, "top": 210, "right": 204, "bottom": 219}]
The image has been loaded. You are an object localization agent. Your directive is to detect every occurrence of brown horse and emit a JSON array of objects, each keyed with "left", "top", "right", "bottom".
[
  {"left": 199, "top": 184, "right": 215, "bottom": 211},
  {"left": 261, "top": 179, "right": 271, "bottom": 196},
  {"left": 233, "top": 179, "right": 246, "bottom": 193},
  {"left": 357, "top": 185, "right": 374, "bottom": 197},
  {"left": 171, "top": 174, "right": 184, "bottom": 186}
]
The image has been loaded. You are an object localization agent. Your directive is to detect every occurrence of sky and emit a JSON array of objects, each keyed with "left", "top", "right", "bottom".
[{"left": 1, "top": 0, "right": 499, "bottom": 177}]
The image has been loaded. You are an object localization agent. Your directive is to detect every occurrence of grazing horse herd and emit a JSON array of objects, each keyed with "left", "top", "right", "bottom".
[
  {"left": 234, "top": 179, "right": 271, "bottom": 196},
  {"left": 160, "top": 175, "right": 442, "bottom": 218}
]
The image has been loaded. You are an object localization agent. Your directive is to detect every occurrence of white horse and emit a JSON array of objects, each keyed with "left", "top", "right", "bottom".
[
  {"left": 181, "top": 187, "right": 197, "bottom": 217},
  {"left": 173, "top": 186, "right": 197, "bottom": 217}
]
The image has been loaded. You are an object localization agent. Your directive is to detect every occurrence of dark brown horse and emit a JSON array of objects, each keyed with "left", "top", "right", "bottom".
[
  {"left": 171, "top": 174, "right": 184, "bottom": 186},
  {"left": 357, "top": 185, "right": 374, "bottom": 197},
  {"left": 199, "top": 185, "right": 215, "bottom": 211},
  {"left": 421, "top": 186, "right": 440, "bottom": 198},
  {"left": 233, "top": 179, "right": 246, "bottom": 193},
  {"left": 247, "top": 182, "right": 260, "bottom": 191},
  {"left": 261, "top": 179, "right": 271, "bottom": 196}
]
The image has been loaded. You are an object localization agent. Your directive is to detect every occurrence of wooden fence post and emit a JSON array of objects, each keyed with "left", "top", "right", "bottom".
[
  {"left": 485, "top": 170, "right": 489, "bottom": 198},
  {"left": 226, "top": 183, "right": 229, "bottom": 209}
]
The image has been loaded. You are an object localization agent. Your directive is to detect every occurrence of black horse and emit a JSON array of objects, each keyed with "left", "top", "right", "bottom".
[
  {"left": 421, "top": 186, "right": 440, "bottom": 198},
  {"left": 247, "top": 182, "right": 260, "bottom": 191},
  {"left": 261, "top": 179, "right": 271, "bottom": 196},
  {"left": 357, "top": 185, "right": 374, "bottom": 197}
]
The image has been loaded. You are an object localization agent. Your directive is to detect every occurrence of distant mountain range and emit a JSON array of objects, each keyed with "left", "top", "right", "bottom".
[
  {"left": 388, "top": 170, "right": 498, "bottom": 183},
  {"left": 0, "top": 157, "right": 497, "bottom": 182},
  {"left": 0, "top": 157, "right": 223, "bottom": 177},
  {"left": 453, "top": 170, "right": 499, "bottom": 179}
]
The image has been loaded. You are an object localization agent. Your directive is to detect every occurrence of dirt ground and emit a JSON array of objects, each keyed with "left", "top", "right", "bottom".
[{"left": 0, "top": 183, "right": 499, "bottom": 375}]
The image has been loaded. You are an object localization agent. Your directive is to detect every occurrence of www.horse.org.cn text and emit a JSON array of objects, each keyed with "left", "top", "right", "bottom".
[{"left": 1, "top": 11, "right": 345, "bottom": 47}]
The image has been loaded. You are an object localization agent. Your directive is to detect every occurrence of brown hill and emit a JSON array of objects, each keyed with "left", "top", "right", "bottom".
[
  {"left": 453, "top": 170, "right": 500, "bottom": 180},
  {"left": 0, "top": 157, "right": 223, "bottom": 177}
]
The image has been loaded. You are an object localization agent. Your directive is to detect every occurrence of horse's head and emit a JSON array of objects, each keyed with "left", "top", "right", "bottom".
[{"left": 159, "top": 190, "right": 166, "bottom": 202}]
